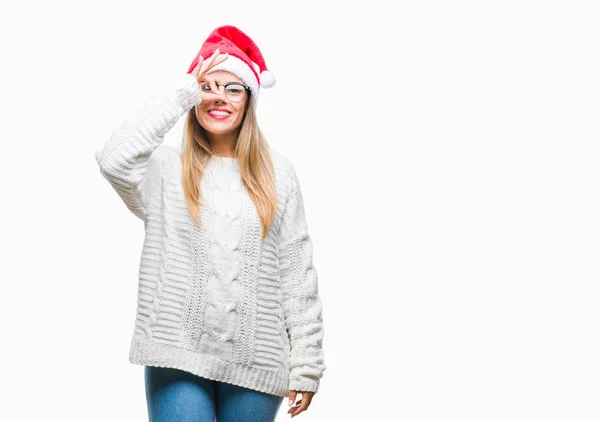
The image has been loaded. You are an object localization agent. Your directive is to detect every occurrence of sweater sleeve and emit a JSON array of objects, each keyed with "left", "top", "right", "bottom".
[
  {"left": 278, "top": 165, "right": 327, "bottom": 393},
  {"left": 94, "top": 73, "right": 201, "bottom": 221}
]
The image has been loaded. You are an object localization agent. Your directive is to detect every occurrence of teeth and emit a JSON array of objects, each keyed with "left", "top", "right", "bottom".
[{"left": 209, "top": 110, "right": 230, "bottom": 116}]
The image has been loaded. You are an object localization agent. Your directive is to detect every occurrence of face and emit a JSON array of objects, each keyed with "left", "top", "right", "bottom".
[{"left": 194, "top": 70, "right": 249, "bottom": 137}]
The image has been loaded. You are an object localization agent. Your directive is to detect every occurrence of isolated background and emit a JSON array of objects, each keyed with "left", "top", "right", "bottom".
[{"left": 1, "top": 0, "right": 599, "bottom": 420}]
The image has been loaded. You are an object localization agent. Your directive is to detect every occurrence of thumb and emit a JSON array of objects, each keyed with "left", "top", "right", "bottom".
[{"left": 288, "top": 390, "right": 297, "bottom": 407}]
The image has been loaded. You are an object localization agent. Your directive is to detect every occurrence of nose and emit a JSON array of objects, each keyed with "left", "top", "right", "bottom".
[
  {"left": 203, "top": 93, "right": 227, "bottom": 106},
  {"left": 201, "top": 84, "right": 226, "bottom": 101},
  {"left": 214, "top": 85, "right": 225, "bottom": 98},
  {"left": 211, "top": 86, "right": 227, "bottom": 102}
]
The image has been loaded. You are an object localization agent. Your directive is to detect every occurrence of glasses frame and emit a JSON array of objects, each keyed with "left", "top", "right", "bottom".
[{"left": 200, "top": 81, "right": 252, "bottom": 103}]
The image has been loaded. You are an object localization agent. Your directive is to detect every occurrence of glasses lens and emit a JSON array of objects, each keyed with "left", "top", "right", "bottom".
[
  {"left": 225, "top": 84, "right": 246, "bottom": 102},
  {"left": 199, "top": 82, "right": 246, "bottom": 102}
]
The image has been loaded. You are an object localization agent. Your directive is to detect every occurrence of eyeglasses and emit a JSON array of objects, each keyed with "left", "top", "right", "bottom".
[{"left": 199, "top": 81, "right": 251, "bottom": 103}]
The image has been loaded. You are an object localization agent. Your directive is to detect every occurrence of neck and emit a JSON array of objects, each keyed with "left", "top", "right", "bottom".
[{"left": 207, "top": 132, "right": 237, "bottom": 157}]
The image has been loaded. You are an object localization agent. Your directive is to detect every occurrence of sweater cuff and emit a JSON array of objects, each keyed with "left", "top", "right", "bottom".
[
  {"left": 165, "top": 73, "right": 202, "bottom": 111},
  {"left": 289, "top": 375, "right": 320, "bottom": 394}
]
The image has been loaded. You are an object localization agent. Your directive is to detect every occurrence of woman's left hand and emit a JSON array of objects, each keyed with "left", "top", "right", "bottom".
[{"left": 288, "top": 390, "right": 314, "bottom": 418}]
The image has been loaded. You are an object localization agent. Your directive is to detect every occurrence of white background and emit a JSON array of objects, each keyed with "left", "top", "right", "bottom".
[{"left": 1, "top": 0, "right": 599, "bottom": 420}]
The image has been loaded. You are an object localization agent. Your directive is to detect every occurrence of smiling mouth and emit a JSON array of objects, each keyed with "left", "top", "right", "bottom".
[{"left": 208, "top": 110, "right": 232, "bottom": 120}]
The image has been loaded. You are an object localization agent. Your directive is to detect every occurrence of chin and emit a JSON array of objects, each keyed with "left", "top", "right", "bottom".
[{"left": 202, "top": 123, "right": 237, "bottom": 135}]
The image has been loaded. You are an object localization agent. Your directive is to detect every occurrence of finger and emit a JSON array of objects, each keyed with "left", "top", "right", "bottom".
[
  {"left": 201, "top": 53, "right": 228, "bottom": 77},
  {"left": 290, "top": 399, "right": 309, "bottom": 417},
  {"left": 212, "top": 53, "right": 229, "bottom": 67},
  {"left": 287, "top": 397, "right": 303, "bottom": 415},
  {"left": 303, "top": 393, "right": 313, "bottom": 409},
  {"left": 206, "top": 48, "right": 221, "bottom": 68},
  {"left": 209, "top": 79, "right": 220, "bottom": 96},
  {"left": 200, "top": 74, "right": 219, "bottom": 96},
  {"left": 291, "top": 403, "right": 306, "bottom": 418},
  {"left": 192, "top": 55, "right": 204, "bottom": 77},
  {"left": 191, "top": 55, "right": 205, "bottom": 78},
  {"left": 197, "top": 49, "right": 219, "bottom": 76},
  {"left": 298, "top": 392, "right": 311, "bottom": 407},
  {"left": 289, "top": 392, "right": 314, "bottom": 417},
  {"left": 199, "top": 56, "right": 227, "bottom": 81},
  {"left": 288, "top": 391, "right": 297, "bottom": 408},
  {"left": 287, "top": 398, "right": 301, "bottom": 409},
  {"left": 199, "top": 74, "right": 211, "bottom": 94}
]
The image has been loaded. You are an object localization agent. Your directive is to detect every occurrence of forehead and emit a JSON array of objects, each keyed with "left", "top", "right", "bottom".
[{"left": 207, "top": 70, "right": 244, "bottom": 84}]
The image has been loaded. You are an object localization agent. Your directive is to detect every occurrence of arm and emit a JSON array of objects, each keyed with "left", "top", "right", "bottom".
[
  {"left": 278, "top": 165, "right": 327, "bottom": 393},
  {"left": 94, "top": 73, "right": 201, "bottom": 221}
]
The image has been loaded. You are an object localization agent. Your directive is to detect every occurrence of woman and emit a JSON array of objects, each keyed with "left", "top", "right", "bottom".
[{"left": 94, "top": 25, "right": 326, "bottom": 421}]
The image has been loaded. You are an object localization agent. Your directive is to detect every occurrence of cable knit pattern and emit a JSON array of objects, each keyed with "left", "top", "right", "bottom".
[{"left": 94, "top": 73, "right": 326, "bottom": 397}]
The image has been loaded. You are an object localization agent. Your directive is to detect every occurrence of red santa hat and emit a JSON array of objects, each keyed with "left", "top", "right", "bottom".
[{"left": 186, "top": 25, "right": 275, "bottom": 106}]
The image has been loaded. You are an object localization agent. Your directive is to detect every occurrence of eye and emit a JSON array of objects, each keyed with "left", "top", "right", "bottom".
[{"left": 226, "top": 84, "right": 244, "bottom": 93}]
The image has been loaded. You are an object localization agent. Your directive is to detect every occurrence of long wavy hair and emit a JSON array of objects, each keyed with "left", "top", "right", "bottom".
[{"left": 180, "top": 96, "right": 278, "bottom": 239}]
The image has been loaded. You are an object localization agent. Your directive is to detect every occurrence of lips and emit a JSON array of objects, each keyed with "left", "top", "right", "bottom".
[
  {"left": 207, "top": 108, "right": 232, "bottom": 120},
  {"left": 208, "top": 108, "right": 232, "bottom": 114}
]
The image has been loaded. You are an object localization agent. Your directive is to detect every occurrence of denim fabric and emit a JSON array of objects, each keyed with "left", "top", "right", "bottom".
[{"left": 144, "top": 366, "right": 284, "bottom": 421}]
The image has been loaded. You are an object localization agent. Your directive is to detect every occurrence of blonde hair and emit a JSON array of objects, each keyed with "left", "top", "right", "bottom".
[{"left": 180, "top": 97, "right": 278, "bottom": 239}]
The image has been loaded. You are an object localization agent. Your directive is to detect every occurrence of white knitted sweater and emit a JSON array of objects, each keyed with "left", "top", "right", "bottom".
[{"left": 94, "top": 73, "right": 326, "bottom": 397}]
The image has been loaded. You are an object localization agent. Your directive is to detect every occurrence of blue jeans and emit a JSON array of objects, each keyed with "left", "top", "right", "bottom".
[{"left": 144, "top": 366, "right": 284, "bottom": 422}]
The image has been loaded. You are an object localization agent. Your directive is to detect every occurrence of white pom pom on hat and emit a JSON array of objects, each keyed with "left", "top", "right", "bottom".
[
  {"left": 186, "top": 25, "right": 275, "bottom": 106},
  {"left": 260, "top": 70, "right": 276, "bottom": 88}
]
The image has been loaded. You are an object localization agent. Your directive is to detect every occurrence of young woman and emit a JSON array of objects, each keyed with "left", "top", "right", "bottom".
[{"left": 94, "top": 25, "right": 326, "bottom": 421}]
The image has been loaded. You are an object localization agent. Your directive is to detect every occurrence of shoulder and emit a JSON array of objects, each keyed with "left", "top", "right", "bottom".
[
  {"left": 269, "top": 148, "right": 299, "bottom": 181},
  {"left": 269, "top": 148, "right": 299, "bottom": 196},
  {"left": 269, "top": 148, "right": 292, "bottom": 169}
]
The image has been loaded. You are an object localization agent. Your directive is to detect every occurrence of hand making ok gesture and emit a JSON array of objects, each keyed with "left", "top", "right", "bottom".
[{"left": 190, "top": 48, "right": 229, "bottom": 97}]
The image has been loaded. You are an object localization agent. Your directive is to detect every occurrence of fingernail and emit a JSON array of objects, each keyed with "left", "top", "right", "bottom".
[{"left": 288, "top": 399, "right": 292, "bottom": 406}]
